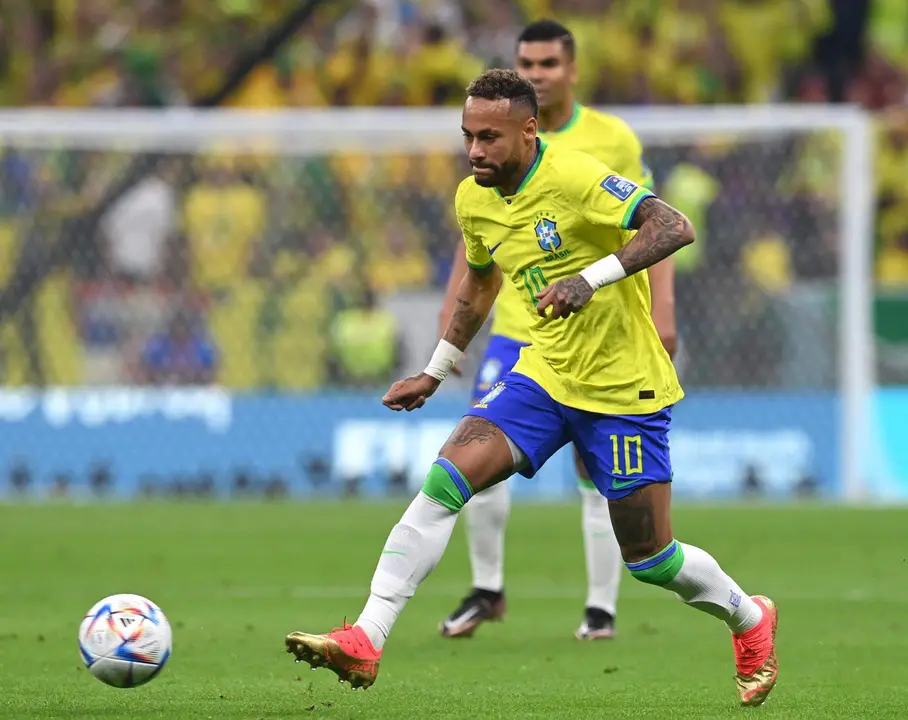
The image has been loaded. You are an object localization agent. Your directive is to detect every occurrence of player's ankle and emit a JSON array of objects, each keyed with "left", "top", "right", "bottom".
[
  {"left": 585, "top": 606, "right": 615, "bottom": 624},
  {"left": 355, "top": 618, "right": 387, "bottom": 651},
  {"left": 473, "top": 587, "right": 504, "bottom": 602},
  {"left": 731, "top": 599, "right": 765, "bottom": 637}
]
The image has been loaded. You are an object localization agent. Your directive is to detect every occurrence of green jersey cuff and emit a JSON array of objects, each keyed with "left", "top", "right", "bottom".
[
  {"left": 621, "top": 189, "right": 655, "bottom": 230},
  {"left": 467, "top": 258, "right": 495, "bottom": 271}
]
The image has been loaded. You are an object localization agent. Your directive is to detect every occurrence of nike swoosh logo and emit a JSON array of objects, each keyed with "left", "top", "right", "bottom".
[
  {"left": 611, "top": 477, "right": 640, "bottom": 490},
  {"left": 452, "top": 606, "right": 482, "bottom": 627},
  {"left": 489, "top": 242, "right": 503, "bottom": 255}
]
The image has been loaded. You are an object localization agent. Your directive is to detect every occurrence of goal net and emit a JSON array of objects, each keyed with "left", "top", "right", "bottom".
[{"left": 0, "top": 106, "right": 873, "bottom": 501}]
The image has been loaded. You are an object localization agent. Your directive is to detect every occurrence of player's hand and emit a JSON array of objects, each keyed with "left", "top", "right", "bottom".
[
  {"left": 536, "top": 275, "right": 595, "bottom": 320},
  {"left": 382, "top": 372, "right": 441, "bottom": 412}
]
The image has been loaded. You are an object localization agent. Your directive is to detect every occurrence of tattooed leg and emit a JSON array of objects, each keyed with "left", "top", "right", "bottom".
[
  {"left": 439, "top": 416, "right": 521, "bottom": 494},
  {"left": 347, "top": 416, "right": 520, "bottom": 653},
  {"left": 608, "top": 483, "right": 674, "bottom": 563},
  {"left": 610, "top": 482, "right": 767, "bottom": 641}
]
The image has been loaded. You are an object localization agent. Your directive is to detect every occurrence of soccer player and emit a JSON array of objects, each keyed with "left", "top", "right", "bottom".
[
  {"left": 437, "top": 19, "right": 676, "bottom": 642},
  {"left": 285, "top": 69, "right": 779, "bottom": 707}
]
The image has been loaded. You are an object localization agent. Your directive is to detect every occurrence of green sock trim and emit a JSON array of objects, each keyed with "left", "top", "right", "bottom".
[
  {"left": 422, "top": 460, "right": 472, "bottom": 512},
  {"left": 626, "top": 540, "right": 685, "bottom": 586},
  {"left": 577, "top": 477, "right": 596, "bottom": 491}
]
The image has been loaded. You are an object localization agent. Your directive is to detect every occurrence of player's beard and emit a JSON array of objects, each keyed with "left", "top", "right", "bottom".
[{"left": 472, "top": 156, "right": 522, "bottom": 189}]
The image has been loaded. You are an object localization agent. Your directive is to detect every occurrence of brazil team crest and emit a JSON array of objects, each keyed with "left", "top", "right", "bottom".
[
  {"left": 534, "top": 215, "right": 562, "bottom": 253},
  {"left": 476, "top": 381, "right": 505, "bottom": 408}
]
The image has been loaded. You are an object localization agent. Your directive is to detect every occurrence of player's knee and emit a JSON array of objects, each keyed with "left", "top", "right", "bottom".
[
  {"left": 422, "top": 459, "right": 473, "bottom": 512},
  {"left": 625, "top": 539, "right": 685, "bottom": 587},
  {"left": 438, "top": 417, "right": 524, "bottom": 494}
]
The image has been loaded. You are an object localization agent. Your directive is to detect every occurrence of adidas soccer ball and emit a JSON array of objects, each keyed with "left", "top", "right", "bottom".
[{"left": 78, "top": 594, "right": 172, "bottom": 688}]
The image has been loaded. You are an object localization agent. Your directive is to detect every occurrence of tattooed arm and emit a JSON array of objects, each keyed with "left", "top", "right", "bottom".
[
  {"left": 383, "top": 261, "right": 501, "bottom": 412},
  {"left": 442, "top": 262, "right": 502, "bottom": 351},
  {"left": 617, "top": 197, "right": 694, "bottom": 276},
  {"left": 536, "top": 197, "right": 694, "bottom": 320},
  {"left": 436, "top": 242, "right": 497, "bottom": 375},
  {"left": 438, "top": 241, "right": 470, "bottom": 339}
]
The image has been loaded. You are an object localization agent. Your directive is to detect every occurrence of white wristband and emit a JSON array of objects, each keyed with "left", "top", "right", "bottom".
[
  {"left": 424, "top": 339, "right": 463, "bottom": 382},
  {"left": 580, "top": 254, "right": 627, "bottom": 290}
]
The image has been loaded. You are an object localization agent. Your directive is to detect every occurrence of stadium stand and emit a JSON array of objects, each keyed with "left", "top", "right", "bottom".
[{"left": 0, "top": 0, "right": 905, "bottom": 388}]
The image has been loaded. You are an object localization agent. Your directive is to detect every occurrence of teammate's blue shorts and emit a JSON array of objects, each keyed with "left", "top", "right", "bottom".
[
  {"left": 467, "top": 372, "right": 673, "bottom": 500},
  {"left": 470, "top": 334, "right": 528, "bottom": 405}
]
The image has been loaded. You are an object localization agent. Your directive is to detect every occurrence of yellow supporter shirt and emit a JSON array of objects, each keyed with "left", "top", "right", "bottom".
[{"left": 183, "top": 183, "right": 266, "bottom": 289}]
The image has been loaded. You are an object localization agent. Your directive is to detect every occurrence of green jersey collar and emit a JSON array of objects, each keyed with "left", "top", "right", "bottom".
[{"left": 495, "top": 138, "right": 548, "bottom": 198}]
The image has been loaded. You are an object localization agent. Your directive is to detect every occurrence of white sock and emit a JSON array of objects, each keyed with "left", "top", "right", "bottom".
[
  {"left": 464, "top": 481, "right": 510, "bottom": 592},
  {"left": 356, "top": 492, "right": 458, "bottom": 649},
  {"left": 667, "top": 543, "right": 763, "bottom": 634},
  {"left": 579, "top": 485, "right": 622, "bottom": 616}
]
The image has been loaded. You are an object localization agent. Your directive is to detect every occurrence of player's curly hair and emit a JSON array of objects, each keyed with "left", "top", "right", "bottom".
[{"left": 466, "top": 69, "right": 538, "bottom": 118}]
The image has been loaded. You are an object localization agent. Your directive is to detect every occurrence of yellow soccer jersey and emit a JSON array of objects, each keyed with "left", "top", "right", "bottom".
[
  {"left": 490, "top": 103, "right": 652, "bottom": 342},
  {"left": 456, "top": 139, "right": 682, "bottom": 415}
]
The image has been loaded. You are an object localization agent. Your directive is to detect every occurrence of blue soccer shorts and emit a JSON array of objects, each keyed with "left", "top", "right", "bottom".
[
  {"left": 470, "top": 334, "right": 528, "bottom": 405},
  {"left": 467, "top": 372, "right": 673, "bottom": 500}
]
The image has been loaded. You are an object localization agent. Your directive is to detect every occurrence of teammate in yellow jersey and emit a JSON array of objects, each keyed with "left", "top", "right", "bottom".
[
  {"left": 437, "top": 20, "right": 676, "bottom": 641},
  {"left": 285, "top": 69, "right": 779, "bottom": 707}
]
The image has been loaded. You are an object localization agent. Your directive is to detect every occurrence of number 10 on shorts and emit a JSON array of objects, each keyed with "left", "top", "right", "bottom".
[{"left": 610, "top": 434, "right": 643, "bottom": 475}]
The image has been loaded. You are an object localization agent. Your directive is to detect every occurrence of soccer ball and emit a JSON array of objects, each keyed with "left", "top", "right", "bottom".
[{"left": 78, "top": 594, "right": 172, "bottom": 688}]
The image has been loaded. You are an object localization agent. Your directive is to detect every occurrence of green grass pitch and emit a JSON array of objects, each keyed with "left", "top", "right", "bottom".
[{"left": 1, "top": 500, "right": 906, "bottom": 719}]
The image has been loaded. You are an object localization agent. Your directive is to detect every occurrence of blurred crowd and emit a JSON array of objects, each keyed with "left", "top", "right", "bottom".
[
  {"left": 1, "top": 0, "right": 908, "bottom": 389},
  {"left": 0, "top": 0, "right": 879, "bottom": 108}
]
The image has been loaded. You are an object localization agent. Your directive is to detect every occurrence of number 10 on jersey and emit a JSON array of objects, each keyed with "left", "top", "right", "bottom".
[
  {"left": 611, "top": 434, "right": 643, "bottom": 475},
  {"left": 520, "top": 266, "right": 548, "bottom": 306}
]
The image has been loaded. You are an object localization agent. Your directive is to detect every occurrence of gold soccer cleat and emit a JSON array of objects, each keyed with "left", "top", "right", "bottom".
[
  {"left": 285, "top": 623, "right": 382, "bottom": 690},
  {"left": 731, "top": 595, "right": 779, "bottom": 707}
]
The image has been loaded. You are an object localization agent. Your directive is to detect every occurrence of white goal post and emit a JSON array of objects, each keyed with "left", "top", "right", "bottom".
[{"left": 0, "top": 105, "right": 875, "bottom": 500}]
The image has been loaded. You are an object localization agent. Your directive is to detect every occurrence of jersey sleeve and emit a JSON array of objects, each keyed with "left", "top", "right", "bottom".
[
  {"left": 455, "top": 180, "right": 494, "bottom": 270},
  {"left": 572, "top": 162, "right": 655, "bottom": 231}
]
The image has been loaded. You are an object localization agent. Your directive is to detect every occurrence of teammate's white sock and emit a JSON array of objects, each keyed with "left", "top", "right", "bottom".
[
  {"left": 356, "top": 492, "right": 458, "bottom": 649},
  {"left": 627, "top": 540, "right": 763, "bottom": 634},
  {"left": 579, "top": 485, "right": 622, "bottom": 615},
  {"left": 464, "top": 481, "right": 510, "bottom": 592}
]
